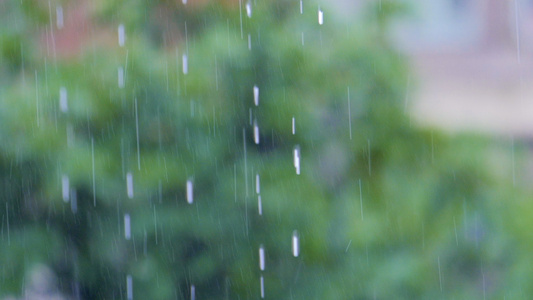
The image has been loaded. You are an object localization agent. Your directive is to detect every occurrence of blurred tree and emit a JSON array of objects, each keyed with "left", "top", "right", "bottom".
[{"left": 0, "top": 0, "right": 528, "bottom": 299}]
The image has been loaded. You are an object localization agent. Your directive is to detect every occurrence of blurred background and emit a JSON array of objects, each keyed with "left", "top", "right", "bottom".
[
  {"left": 1, "top": 0, "right": 533, "bottom": 299},
  {"left": 338, "top": 0, "right": 533, "bottom": 136}
]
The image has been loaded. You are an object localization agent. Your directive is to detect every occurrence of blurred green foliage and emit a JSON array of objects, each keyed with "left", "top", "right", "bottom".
[{"left": 0, "top": 0, "right": 530, "bottom": 299}]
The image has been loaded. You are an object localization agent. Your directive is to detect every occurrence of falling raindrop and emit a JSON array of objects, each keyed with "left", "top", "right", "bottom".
[
  {"left": 190, "top": 285, "right": 196, "bottom": 300},
  {"left": 292, "top": 230, "right": 299, "bottom": 257},
  {"left": 243, "top": 128, "right": 249, "bottom": 198},
  {"left": 182, "top": 54, "right": 188, "bottom": 74},
  {"left": 453, "top": 217, "right": 459, "bottom": 246},
  {"left": 515, "top": 0, "right": 521, "bottom": 63},
  {"left": 35, "top": 71, "right": 39, "bottom": 127},
  {"left": 248, "top": 34, "right": 252, "bottom": 50},
  {"left": 246, "top": 2, "right": 252, "bottom": 18},
  {"left": 126, "top": 275, "right": 133, "bottom": 300},
  {"left": 255, "top": 174, "right": 260, "bottom": 194},
  {"left": 253, "top": 119, "right": 260, "bottom": 144},
  {"left": 318, "top": 8, "right": 324, "bottom": 25},
  {"left": 367, "top": 139, "right": 371, "bottom": 176},
  {"left": 260, "top": 276, "right": 265, "bottom": 299},
  {"left": 91, "top": 138, "right": 96, "bottom": 206},
  {"left": 348, "top": 87, "right": 352, "bottom": 139},
  {"left": 187, "top": 179, "right": 193, "bottom": 204},
  {"left": 359, "top": 179, "right": 364, "bottom": 220},
  {"left": 292, "top": 117, "right": 295, "bottom": 135},
  {"left": 259, "top": 245, "right": 265, "bottom": 270},
  {"left": 135, "top": 98, "right": 140, "bottom": 170},
  {"left": 300, "top": 0, "right": 303, "bottom": 14},
  {"left": 438, "top": 256, "right": 442, "bottom": 292},
  {"left": 118, "top": 67, "right": 125, "bottom": 88},
  {"left": 294, "top": 145, "right": 301, "bottom": 175},
  {"left": 118, "top": 24, "right": 125, "bottom": 47},
  {"left": 253, "top": 85, "right": 259, "bottom": 106},
  {"left": 5, "top": 203, "right": 9, "bottom": 246},
  {"left": 56, "top": 5, "right": 63, "bottom": 29},
  {"left": 59, "top": 87, "right": 67, "bottom": 113},
  {"left": 239, "top": 0, "right": 243, "bottom": 38},
  {"left": 127, "top": 172, "right": 134, "bottom": 199},
  {"left": 124, "top": 214, "right": 131, "bottom": 240},
  {"left": 258, "top": 195, "right": 262, "bottom": 216},
  {"left": 182, "top": 0, "right": 187, "bottom": 4},
  {"left": 62, "top": 175, "right": 69, "bottom": 202}
]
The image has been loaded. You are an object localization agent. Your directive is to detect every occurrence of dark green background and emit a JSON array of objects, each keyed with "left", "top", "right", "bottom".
[{"left": 0, "top": 0, "right": 530, "bottom": 299}]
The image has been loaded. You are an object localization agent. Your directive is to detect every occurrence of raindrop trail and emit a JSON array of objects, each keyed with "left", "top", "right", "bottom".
[
  {"left": 60, "top": 86, "right": 67, "bottom": 112},
  {"left": 187, "top": 180, "right": 193, "bottom": 204},
  {"left": 359, "top": 179, "right": 363, "bottom": 220},
  {"left": 154, "top": 207, "right": 158, "bottom": 245},
  {"left": 253, "top": 85, "right": 259, "bottom": 106},
  {"left": 453, "top": 217, "right": 458, "bottom": 246},
  {"left": 254, "top": 119, "right": 260, "bottom": 144},
  {"left": 234, "top": 164, "right": 237, "bottom": 202},
  {"left": 62, "top": 175, "right": 69, "bottom": 202},
  {"left": 259, "top": 245, "right": 265, "bottom": 270},
  {"left": 191, "top": 285, "right": 196, "bottom": 300},
  {"left": 35, "top": 71, "right": 39, "bottom": 127},
  {"left": 515, "top": 0, "right": 521, "bottom": 63},
  {"left": 166, "top": 60, "right": 169, "bottom": 91},
  {"left": 56, "top": 5, "right": 63, "bottom": 29},
  {"left": 246, "top": 1, "right": 252, "bottom": 18},
  {"left": 124, "top": 50, "right": 129, "bottom": 84},
  {"left": 294, "top": 146, "right": 301, "bottom": 175},
  {"left": 292, "top": 230, "right": 299, "bottom": 257},
  {"left": 215, "top": 55, "right": 219, "bottom": 90},
  {"left": 511, "top": 137, "right": 516, "bottom": 186},
  {"left": 47, "top": 1, "right": 57, "bottom": 62},
  {"left": 118, "top": 24, "right": 125, "bottom": 47},
  {"left": 438, "top": 256, "right": 442, "bottom": 292},
  {"left": 239, "top": 0, "right": 243, "bottom": 39},
  {"left": 243, "top": 128, "right": 249, "bottom": 197},
  {"left": 255, "top": 174, "right": 260, "bottom": 194},
  {"left": 258, "top": 195, "right": 262, "bottom": 216},
  {"left": 92, "top": 138, "right": 96, "bottom": 206},
  {"left": 482, "top": 267, "right": 486, "bottom": 300},
  {"left": 260, "top": 276, "right": 265, "bottom": 299},
  {"left": 158, "top": 180, "right": 162, "bottom": 203},
  {"left": 185, "top": 22, "right": 189, "bottom": 54},
  {"left": 124, "top": 214, "right": 131, "bottom": 240},
  {"left": 348, "top": 87, "right": 352, "bottom": 140},
  {"left": 126, "top": 275, "right": 132, "bottom": 300},
  {"left": 127, "top": 172, "right": 134, "bottom": 199},
  {"left": 292, "top": 117, "right": 296, "bottom": 135},
  {"left": 345, "top": 240, "right": 352, "bottom": 252},
  {"left": 6, "top": 203, "right": 9, "bottom": 246},
  {"left": 182, "top": 54, "right": 188, "bottom": 75},
  {"left": 367, "top": 139, "right": 371, "bottom": 176},
  {"left": 135, "top": 98, "right": 140, "bottom": 170}
]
